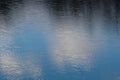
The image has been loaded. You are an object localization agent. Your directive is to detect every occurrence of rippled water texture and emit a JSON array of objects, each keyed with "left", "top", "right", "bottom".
[{"left": 0, "top": 0, "right": 120, "bottom": 80}]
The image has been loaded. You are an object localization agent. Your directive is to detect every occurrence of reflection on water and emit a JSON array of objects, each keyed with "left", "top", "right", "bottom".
[
  {"left": 0, "top": 20, "right": 41, "bottom": 80},
  {"left": 51, "top": 24, "right": 97, "bottom": 70},
  {"left": 0, "top": 0, "right": 120, "bottom": 80}
]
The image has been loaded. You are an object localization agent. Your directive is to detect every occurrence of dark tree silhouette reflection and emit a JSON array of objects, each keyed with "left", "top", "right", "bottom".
[
  {"left": 0, "top": 0, "right": 120, "bottom": 33},
  {"left": 44, "top": 0, "right": 120, "bottom": 34}
]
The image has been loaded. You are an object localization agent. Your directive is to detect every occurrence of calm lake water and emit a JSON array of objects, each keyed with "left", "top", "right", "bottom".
[{"left": 0, "top": 0, "right": 120, "bottom": 80}]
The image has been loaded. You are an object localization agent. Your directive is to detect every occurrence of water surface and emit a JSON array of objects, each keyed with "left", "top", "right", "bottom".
[{"left": 0, "top": 0, "right": 120, "bottom": 80}]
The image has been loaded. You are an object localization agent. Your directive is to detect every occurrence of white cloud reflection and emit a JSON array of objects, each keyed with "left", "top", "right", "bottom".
[
  {"left": 0, "top": 28, "right": 42, "bottom": 80},
  {"left": 50, "top": 23, "right": 98, "bottom": 70},
  {"left": 0, "top": 3, "right": 42, "bottom": 79},
  {"left": 0, "top": 53, "right": 21, "bottom": 74},
  {"left": 0, "top": 26, "right": 21, "bottom": 77}
]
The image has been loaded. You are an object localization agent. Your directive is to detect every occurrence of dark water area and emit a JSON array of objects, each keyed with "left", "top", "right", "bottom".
[{"left": 0, "top": 0, "right": 120, "bottom": 80}]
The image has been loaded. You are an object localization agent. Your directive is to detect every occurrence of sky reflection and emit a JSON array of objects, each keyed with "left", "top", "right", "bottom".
[
  {"left": 0, "top": 7, "right": 42, "bottom": 80},
  {"left": 0, "top": 0, "right": 120, "bottom": 80},
  {"left": 50, "top": 26, "right": 97, "bottom": 70},
  {"left": 0, "top": 29, "right": 42, "bottom": 80}
]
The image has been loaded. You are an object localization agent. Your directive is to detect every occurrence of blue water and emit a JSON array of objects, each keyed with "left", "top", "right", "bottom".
[{"left": 0, "top": 0, "right": 120, "bottom": 80}]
